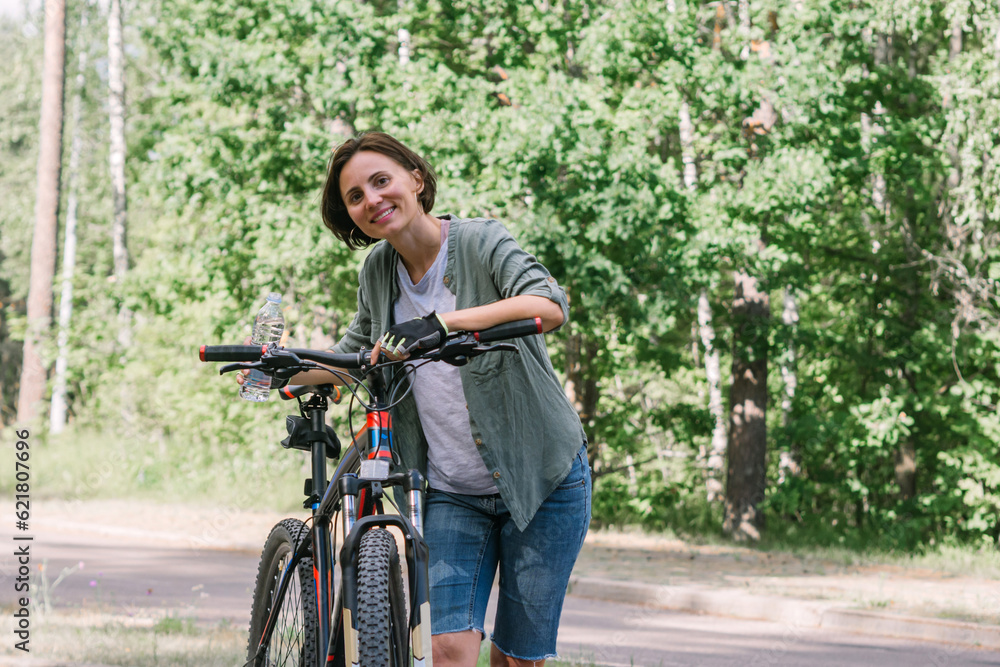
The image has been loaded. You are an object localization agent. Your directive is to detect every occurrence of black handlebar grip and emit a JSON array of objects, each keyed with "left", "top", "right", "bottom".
[
  {"left": 199, "top": 344, "right": 267, "bottom": 362},
  {"left": 475, "top": 317, "right": 543, "bottom": 343}
]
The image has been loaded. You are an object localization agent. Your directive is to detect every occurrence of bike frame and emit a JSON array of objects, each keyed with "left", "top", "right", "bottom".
[
  {"left": 201, "top": 316, "right": 543, "bottom": 667},
  {"left": 253, "top": 366, "right": 432, "bottom": 667}
]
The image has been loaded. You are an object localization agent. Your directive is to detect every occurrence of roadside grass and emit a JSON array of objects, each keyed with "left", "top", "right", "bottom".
[
  {"left": 1, "top": 610, "right": 593, "bottom": 667},
  {"left": 0, "top": 611, "right": 244, "bottom": 667},
  {"left": 475, "top": 641, "right": 597, "bottom": 666},
  {"left": 586, "top": 522, "right": 1000, "bottom": 580},
  {"left": 755, "top": 539, "right": 1000, "bottom": 580},
  {"left": 2, "top": 425, "right": 311, "bottom": 513}
]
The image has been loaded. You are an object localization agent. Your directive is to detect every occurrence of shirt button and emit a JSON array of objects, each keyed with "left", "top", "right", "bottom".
[
  {"left": 493, "top": 471, "right": 501, "bottom": 479},
  {"left": 547, "top": 276, "right": 555, "bottom": 283},
  {"left": 443, "top": 276, "right": 450, "bottom": 285},
  {"left": 475, "top": 438, "right": 483, "bottom": 446}
]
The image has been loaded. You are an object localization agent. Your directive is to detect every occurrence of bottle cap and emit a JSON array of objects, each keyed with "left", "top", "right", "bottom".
[{"left": 266, "top": 292, "right": 282, "bottom": 303}]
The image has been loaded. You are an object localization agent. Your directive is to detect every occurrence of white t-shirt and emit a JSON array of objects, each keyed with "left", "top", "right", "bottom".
[{"left": 394, "top": 218, "right": 498, "bottom": 495}]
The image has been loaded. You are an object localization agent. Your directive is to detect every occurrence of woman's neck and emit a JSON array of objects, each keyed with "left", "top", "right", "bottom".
[{"left": 390, "top": 213, "right": 442, "bottom": 284}]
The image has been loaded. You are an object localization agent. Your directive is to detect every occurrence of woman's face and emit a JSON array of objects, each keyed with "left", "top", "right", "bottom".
[{"left": 339, "top": 151, "right": 424, "bottom": 242}]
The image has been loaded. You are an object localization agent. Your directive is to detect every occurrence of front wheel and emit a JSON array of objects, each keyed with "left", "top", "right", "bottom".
[
  {"left": 247, "top": 519, "right": 320, "bottom": 667},
  {"left": 356, "top": 528, "right": 408, "bottom": 667}
]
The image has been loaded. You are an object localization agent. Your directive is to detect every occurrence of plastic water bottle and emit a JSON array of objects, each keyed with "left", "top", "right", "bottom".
[{"left": 240, "top": 292, "right": 285, "bottom": 402}]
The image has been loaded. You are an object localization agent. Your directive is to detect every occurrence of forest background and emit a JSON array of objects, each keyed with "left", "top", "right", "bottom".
[{"left": 2, "top": 0, "right": 1000, "bottom": 551}]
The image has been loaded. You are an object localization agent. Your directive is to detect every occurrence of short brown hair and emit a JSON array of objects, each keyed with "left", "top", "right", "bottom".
[{"left": 321, "top": 132, "right": 437, "bottom": 250}]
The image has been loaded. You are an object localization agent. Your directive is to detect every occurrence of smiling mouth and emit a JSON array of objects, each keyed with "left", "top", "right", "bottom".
[{"left": 372, "top": 207, "right": 395, "bottom": 223}]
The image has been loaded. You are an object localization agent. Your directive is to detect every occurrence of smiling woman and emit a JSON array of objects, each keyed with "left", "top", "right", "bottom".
[
  {"left": 321, "top": 132, "right": 438, "bottom": 252},
  {"left": 308, "top": 131, "right": 591, "bottom": 667}
]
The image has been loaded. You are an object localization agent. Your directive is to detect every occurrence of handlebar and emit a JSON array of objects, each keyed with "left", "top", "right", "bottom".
[
  {"left": 199, "top": 344, "right": 269, "bottom": 363},
  {"left": 472, "top": 317, "right": 542, "bottom": 343},
  {"left": 199, "top": 317, "right": 544, "bottom": 376}
]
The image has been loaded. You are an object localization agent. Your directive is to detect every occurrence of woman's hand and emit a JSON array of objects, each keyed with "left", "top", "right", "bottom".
[
  {"left": 371, "top": 312, "right": 448, "bottom": 363},
  {"left": 235, "top": 336, "right": 252, "bottom": 387},
  {"left": 370, "top": 337, "right": 409, "bottom": 364}
]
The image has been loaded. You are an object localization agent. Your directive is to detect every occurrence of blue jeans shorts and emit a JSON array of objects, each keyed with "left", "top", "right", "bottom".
[{"left": 424, "top": 444, "right": 591, "bottom": 661}]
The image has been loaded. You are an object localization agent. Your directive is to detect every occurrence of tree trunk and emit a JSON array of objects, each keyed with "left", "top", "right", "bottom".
[
  {"left": 724, "top": 270, "right": 770, "bottom": 541},
  {"left": 777, "top": 285, "right": 800, "bottom": 483},
  {"left": 738, "top": 0, "right": 751, "bottom": 59},
  {"left": 397, "top": 0, "right": 411, "bottom": 67},
  {"left": 108, "top": 0, "right": 136, "bottom": 428},
  {"left": 712, "top": 4, "right": 725, "bottom": 51},
  {"left": 946, "top": 18, "right": 962, "bottom": 191},
  {"left": 17, "top": 0, "right": 67, "bottom": 423},
  {"left": 109, "top": 0, "right": 128, "bottom": 282},
  {"left": 995, "top": 13, "right": 1000, "bottom": 66},
  {"left": 564, "top": 328, "right": 600, "bottom": 465},
  {"left": 698, "top": 289, "right": 727, "bottom": 502},
  {"left": 679, "top": 101, "right": 697, "bottom": 191},
  {"left": 894, "top": 440, "right": 917, "bottom": 500},
  {"left": 109, "top": 0, "right": 131, "bottom": 347},
  {"left": 50, "top": 7, "right": 88, "bottom": 435},
  {"left": 870, "top": 33, "right": 890, "bottom": 221}
]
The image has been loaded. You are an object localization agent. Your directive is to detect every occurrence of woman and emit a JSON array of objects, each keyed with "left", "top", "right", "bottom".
[{"left": 260, "top": 131, "right": 590, "bottom": 666}]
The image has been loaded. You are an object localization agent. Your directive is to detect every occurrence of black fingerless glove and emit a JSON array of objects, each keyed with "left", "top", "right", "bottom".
[{"left": 380, "top": 312, "right": 449, "bottom": 355}]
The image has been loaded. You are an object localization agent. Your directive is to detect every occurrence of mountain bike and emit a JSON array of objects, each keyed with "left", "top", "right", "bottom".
[{"left": 198, "top": 317, "right": 544, "bottom": 667}]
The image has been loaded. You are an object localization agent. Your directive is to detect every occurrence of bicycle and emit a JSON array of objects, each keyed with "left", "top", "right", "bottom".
[{"left": 199, "top": 317, "right": 545, "bottom": 667}]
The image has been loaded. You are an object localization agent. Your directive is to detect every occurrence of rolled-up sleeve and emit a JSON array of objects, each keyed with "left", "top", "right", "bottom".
[
  {"left": 333, "top": 265, "right": 374, "bottom": 355},
  {"left": 477, "top": 220, "right": 570, "bottom": 330}
]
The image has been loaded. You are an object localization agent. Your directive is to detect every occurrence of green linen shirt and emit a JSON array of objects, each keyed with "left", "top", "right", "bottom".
[{"left": 333, "top": 215, "right": 586, "bottom": 531}]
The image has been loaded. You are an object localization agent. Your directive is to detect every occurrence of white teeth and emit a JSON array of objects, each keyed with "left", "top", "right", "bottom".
[{"left": 373, "top": 207, "right": 394, "bottom": 223}]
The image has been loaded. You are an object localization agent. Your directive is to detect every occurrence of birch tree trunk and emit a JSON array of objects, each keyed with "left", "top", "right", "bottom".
[
  {"left": 397, "top": 0, "right": 411, "bottom": 68},
  {"left": 738, "top": 0, "right": 751, "bottom": 60},
  {"left": 109, "top": 0, "right": 131, "bottom": 343},
  {"left": 17, "top": 0, "right": 67, "bottom": 423},
  {"left": 698, "top": 290, "right": 727, "bottom": 502},
  {"left": 871, "top": 34, "right": 890, "bottom": 222},
  {"left": 777, "top": 286, "right": 800, "bottom": 483},
  {"left": 724, "top": 271, "right": 769, "bottom": 541},
  {"left": 946, "top": 18, "right": 963, "bottom": 192},
  {"left": 679, "top": 101, "right": 697, "bottom": 191},
  {"left": 51, "top": 8, "right": 89, "bottom": 435}
]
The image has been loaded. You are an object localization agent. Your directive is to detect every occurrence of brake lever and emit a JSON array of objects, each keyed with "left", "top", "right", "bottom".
[
  {"left": 477, "top": 343, "right": 519, "bottom": 354},
  {"left": 219, "top": 362, "right": 259, "bottom": 375},
  {"left": 218, "top": 351, "right": 321, "bottom": 379},
  {"left": 436, "top": 342, "right": 520, "bottom": 367},
  {"left": 259, "top": 347, "right": 321, "bottom": 379}
]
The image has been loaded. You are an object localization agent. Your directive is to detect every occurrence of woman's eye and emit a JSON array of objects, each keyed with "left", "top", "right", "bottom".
[{"left": 376, "top": 176, "right": 389, "bottom": 186}]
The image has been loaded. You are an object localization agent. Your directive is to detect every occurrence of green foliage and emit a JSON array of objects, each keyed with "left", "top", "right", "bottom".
[{"left": 3, "top": 0, "right": 1000, "bottom": 551}]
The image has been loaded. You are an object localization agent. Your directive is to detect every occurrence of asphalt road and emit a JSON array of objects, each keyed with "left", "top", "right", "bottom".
[{"left": 6, "top": 529, "right": 1000, "bottom": 666}]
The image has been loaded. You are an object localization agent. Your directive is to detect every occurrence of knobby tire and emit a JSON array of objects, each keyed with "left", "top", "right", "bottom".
[
  {"left": 247, "top": 519, "right": 321, "bottom": 667},
  {"left": 356, "top": 528, "right": 408, "bottom": 667}
]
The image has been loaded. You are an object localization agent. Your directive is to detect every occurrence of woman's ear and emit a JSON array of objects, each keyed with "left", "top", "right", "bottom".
[{"left": 411, "top": 168, "right": 425, "bottom": 194}]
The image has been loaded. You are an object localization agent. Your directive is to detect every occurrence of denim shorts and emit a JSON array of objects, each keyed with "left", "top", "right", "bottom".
[{"left": 424, "top": 443, "right": 591, "bottom": 661}]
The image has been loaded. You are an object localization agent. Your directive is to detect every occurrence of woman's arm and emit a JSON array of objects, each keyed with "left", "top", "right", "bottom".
[
  {"left": 439, "top": 294, "right": 564, "bottom": 333},
  {"left": 371, "top": 295, "right": 563, "bottom": 362}
]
